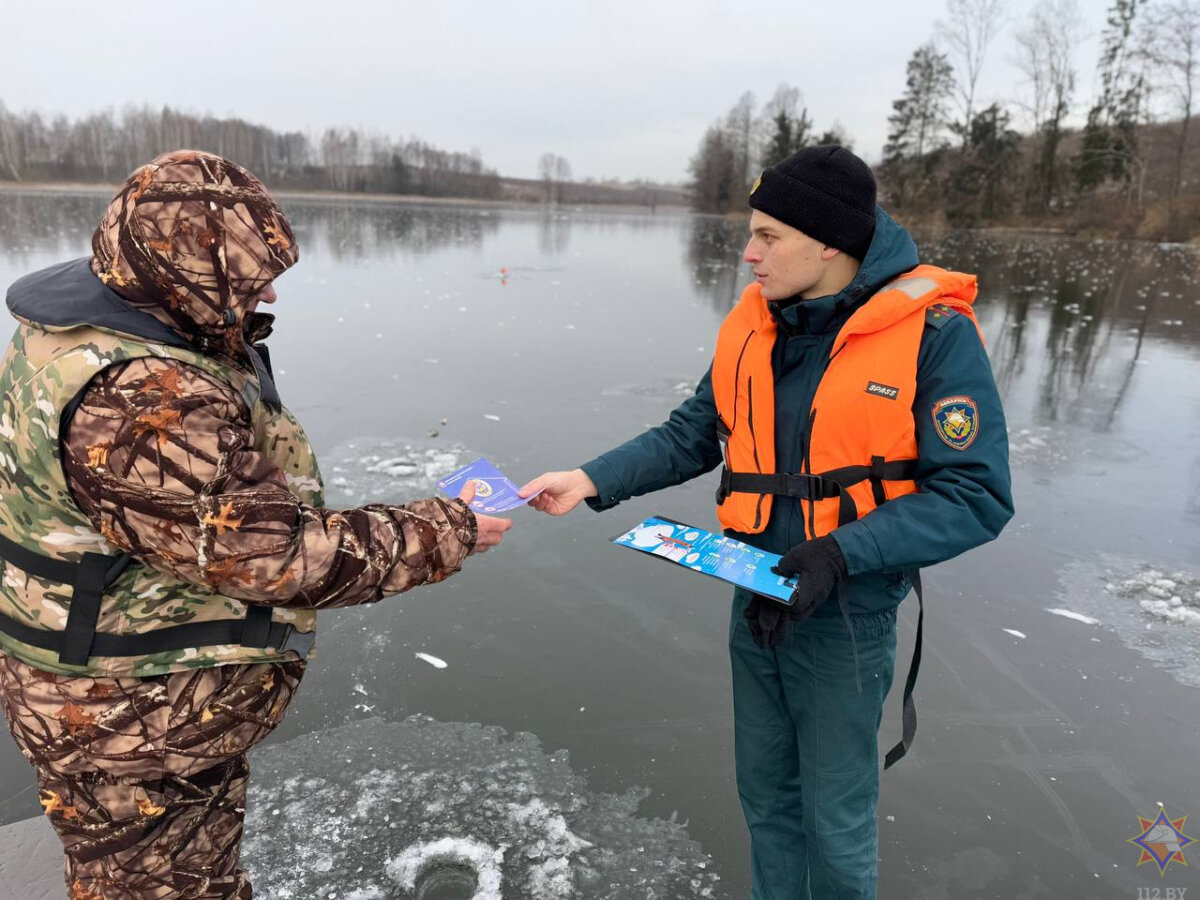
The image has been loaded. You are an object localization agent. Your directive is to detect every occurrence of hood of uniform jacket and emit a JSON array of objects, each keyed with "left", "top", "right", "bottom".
[
  {"left": 771, "top": 206, "right": 920, "bottom": 334},
  {"left": 88, "top": 149, "right": 298, "bottom": 361}
]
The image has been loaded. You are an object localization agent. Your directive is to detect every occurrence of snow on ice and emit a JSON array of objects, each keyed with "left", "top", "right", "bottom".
[{"left": 242, "top": 715, "right": 724, "bottom": 899}]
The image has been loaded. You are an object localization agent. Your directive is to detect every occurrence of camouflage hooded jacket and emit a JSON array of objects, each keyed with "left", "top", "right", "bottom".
[{"left": 0, "top": 151, "right": 476, "bottom": 678}]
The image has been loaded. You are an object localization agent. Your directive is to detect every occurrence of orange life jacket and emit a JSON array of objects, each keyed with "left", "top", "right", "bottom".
[{"left": 712, "top": 265, "right": 980, "bottom": 536}]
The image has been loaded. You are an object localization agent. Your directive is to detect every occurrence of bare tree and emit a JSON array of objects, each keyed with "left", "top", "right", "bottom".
[
  {"left": 759, "top": 84, "right": 812, "bottom": 167},
  {"left": 1141, "top": 0, "right": 1200, "bottom": 236},
  {"left": 938, "top": 0, "right": 1007, "bottom": 144},
  {"left": 725, "top": 91, "right": 757, "bottom": 200},
  {"left": 1013, "top": 0, "right": 1085, "bottom": 212}
]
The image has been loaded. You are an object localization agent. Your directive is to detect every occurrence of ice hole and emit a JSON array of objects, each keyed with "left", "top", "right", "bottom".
[{"left": 414, "top": 863, "right": 479, "bottom": 900}]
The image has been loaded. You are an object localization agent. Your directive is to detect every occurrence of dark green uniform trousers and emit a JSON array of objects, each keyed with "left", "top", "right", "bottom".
[{"left": 729, "top": 599, "right": 897, "bottom": 900}]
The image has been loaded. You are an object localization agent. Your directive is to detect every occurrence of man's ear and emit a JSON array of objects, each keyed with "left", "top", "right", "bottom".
[{"left": 820, "top": 245, "right": 841, "bottom": 261}]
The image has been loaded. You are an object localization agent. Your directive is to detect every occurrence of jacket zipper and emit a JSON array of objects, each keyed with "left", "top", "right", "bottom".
[{"left": 748, "top": 375, "right": 766, "bottom": 529}]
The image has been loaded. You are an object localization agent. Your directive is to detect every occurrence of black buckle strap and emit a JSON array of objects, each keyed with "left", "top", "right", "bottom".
[
  {"left": 0, "top": 604, "right": 314, "bottom": 661},
  {"left": 717, "top": 468, "right": 842, "bottom": 502},
  {"left": 0, "top": 532, "right": 311, "bottom": 664},
  {"left": 822, "top": 458, "right": 918, "bottom": 488}
]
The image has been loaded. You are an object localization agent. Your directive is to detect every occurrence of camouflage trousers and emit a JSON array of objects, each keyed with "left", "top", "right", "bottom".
[{"left": 0, "top": 650, "right": 304, "bottom": 899}]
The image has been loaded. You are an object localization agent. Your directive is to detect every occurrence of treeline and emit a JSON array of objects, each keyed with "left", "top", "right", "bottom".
[
  {"left": 690, "top": 0, "right": 1200, "bottom": 241},
  {"left": 0, "top": 102, "right": 502, "bottom": 199},
  {"left": 687, "top": 86, "right": 852, "bottom": 214}
]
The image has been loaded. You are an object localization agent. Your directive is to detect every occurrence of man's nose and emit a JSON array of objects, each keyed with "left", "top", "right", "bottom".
[{"left": 743, "top": 241, "right": 760, "bottom": 264}]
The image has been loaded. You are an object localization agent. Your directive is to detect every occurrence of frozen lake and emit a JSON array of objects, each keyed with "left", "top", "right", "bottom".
[{"left": 0, "top": 192, "right": 1198, "bottom": 898}]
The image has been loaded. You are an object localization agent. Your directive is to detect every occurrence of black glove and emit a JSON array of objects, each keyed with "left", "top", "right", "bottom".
[{"left": 770, "top": 535, "right": 848, "bottom": 621}]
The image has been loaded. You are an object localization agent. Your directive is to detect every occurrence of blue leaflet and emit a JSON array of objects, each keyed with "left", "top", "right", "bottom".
[
  {"left": 437, "top": 457, "right": 542, "bottom": 513},
  {"left": 612, "top": 516, "right": 797, "bottom": 604}
]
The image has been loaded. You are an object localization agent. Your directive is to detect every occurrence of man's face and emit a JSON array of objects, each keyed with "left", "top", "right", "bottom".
[
  {"left": 240, "top": 282, "right": 277, "bottom": 317},
  {"left": 743, "top": 211, "right": 836, "bottom": 301}
]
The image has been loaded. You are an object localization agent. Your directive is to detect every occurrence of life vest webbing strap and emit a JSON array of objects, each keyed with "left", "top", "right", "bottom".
[
  {"left": 0, "top": 532, "right": 313, "bottom": 663},
  {"left": 719, "top": 469, "right": 843, "bottom": 503},
  {"left": 717, "top": 459, "right": 918, "bottom": 508},
  {"left": 884, "top": 570, "right": 923, "bottom": 770},
  {"left": 0, "top": 603, "right": 314, "bottom": 661}
]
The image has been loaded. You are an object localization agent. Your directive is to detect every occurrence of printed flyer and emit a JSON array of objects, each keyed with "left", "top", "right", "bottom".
[
  {"left": 612, "top": 515, "right": 797, "bottom": 604},
  {"left": 437, "top": 458, "right": 541, "bottom": 513}
]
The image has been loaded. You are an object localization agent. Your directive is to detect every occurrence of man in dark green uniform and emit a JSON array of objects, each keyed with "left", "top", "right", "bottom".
[{"left": 521, "top": 145, "right": 1013, "bottom": 899}]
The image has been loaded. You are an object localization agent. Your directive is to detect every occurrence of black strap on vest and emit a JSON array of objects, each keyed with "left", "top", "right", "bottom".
[
  {"left": 716, "top": 459, "right": 918, "bottom": 516},
  {"left": 0, "top": 532, "right": 313, "bottom": 666},
  {"left": 717, "top": 469, "right": 843, "bottom": 504},
  {"left": 884, "top": 570, "right": 923, "bottom": 770}
]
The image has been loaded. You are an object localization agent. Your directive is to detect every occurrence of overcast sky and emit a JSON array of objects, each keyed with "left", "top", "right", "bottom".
[{"left": 4, "top": 0, "right": 1111, "bottom": 183}]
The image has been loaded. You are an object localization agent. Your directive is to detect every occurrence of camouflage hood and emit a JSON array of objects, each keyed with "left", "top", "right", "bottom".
[{"left": 90, "top": 150, "right": 298, "bottom": 360}]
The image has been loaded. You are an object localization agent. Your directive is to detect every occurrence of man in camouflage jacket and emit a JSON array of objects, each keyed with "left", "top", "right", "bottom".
[{"left": 0, "top": 150, "right": 510, "bottom": 899}]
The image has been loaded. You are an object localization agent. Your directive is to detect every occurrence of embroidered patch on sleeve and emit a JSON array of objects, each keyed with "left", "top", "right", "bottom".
[{"left": 932, "top": 396, "right": 979, "bottom": 450}]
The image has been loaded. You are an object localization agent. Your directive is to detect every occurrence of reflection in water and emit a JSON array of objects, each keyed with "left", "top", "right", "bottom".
[
  {"left": 0, "top": 191, "right": 502, "bottom": 265},
  {"left": 538, "top": 211, "right": 572, "bottom": 256},
  {"left": 686, "top": 216, "right": 747, "bottom": 312},
  {"left": 0, "top": 191, "right": 109, "bottom": 266},
  {"left": 678, "top": 216, "right": 1200, "bottom": 438},
  {"left": 282, "top": 199, "right": 501, "bottom": 262},
  {"left": 921, "top": 233, "right": 1200, "bottom": 433}
]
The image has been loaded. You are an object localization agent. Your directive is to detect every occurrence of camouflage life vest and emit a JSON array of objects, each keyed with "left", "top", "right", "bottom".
[{"left": 0, "top": 259, "right": 322, "bottom": 677}]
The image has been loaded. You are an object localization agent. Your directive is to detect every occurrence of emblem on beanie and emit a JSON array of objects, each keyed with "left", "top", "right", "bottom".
[
  {"left": 750, "top": 174, "right": 762, "bottom": 196},
  {"left": 932, "top": 396, "right": 979, "bottom": 450}
]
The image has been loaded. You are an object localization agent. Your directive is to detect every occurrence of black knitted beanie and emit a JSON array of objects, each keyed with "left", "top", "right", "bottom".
[{"left": 748, "top": 145, "right": 877, "bottom": 260}]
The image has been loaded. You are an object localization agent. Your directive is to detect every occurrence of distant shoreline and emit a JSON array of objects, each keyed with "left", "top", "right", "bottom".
[{"left": 0, "top": 181, "right": 690, "bottom": 214}]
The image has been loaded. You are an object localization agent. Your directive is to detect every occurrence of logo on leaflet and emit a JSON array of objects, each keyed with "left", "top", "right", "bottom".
[
  {"left": 1128, "top": 807, "right": 1194, "bottom": 875},
  {"left": 469, "top": 479, "right": 494, "bottom": 498}
]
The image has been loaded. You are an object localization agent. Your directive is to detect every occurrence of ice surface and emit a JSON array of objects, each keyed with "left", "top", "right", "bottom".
[
  {"left": 599, "top": 377, "right": 697, "bottom": 399},
  {"left": 242, "top": 715, "right": 725, "bottom": 899},
  {"left": 320, "top": 437, "right": 468, "bottom": 506},
  {"left": 1057, "top": 558, "right": 1200, "bottom": 687}
]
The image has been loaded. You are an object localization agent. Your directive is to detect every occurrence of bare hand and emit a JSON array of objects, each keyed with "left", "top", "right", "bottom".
[
  {"left": 518, "top": 469, "right": 597, "bottom": 517},
  {"left": 458, "top": 481, "right": 512, "bottom": 554}
]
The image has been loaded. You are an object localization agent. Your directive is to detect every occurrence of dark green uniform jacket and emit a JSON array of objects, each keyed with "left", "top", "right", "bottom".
[{"left": 580, "top": 209, "right": 1014, "bottom": 617}]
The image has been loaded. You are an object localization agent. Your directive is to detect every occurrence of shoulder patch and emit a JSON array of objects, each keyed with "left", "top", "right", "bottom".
[
  {"left": 925, "top": 303, "right": 960, "bottom": 330},
  {"left": 932, "top": 395, "right": 979, "bottom": 450}
]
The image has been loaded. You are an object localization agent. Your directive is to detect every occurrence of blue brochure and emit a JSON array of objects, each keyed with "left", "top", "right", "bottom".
[
  {"left": 437, "top": 457, "right": 541, "bottom": 513},
  {"left": 612, "top": 516, "right": 797, "bottom": 604}
]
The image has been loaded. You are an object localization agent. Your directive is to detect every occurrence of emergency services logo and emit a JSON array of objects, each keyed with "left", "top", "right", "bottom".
[
  {"left": 931, "top": 395, "right": 979, "bottom": 451},
  {"left": 468, "top": 479, "right": 494, "bottom": 498},
  {"left": 1128, "top": 808, "right": 1194, "bottom": 874}
]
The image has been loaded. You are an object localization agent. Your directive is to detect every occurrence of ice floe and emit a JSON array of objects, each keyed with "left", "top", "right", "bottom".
[
  {"left": 320, "top": 437, "right": 468, "bottom": 506},
  {"left": 415, "top": 652, "right": 448, "bottom": 669},
  {"left": 242, "top": 716, "right": 724, "bottom": 899},
  {"left": 1056, "top": 558, "right": 1200, "bottom": 687},
  {"left": 1046, "top": 608, "right": 1101, "bottom": 626}
]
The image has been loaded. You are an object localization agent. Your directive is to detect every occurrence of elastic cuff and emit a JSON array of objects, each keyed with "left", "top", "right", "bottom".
[
  {"left": 830, "top": 519, "right": 884, "bottom": 576},
  {"left": 448, "top": 497, "right": 478, "bottom": 558}
]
